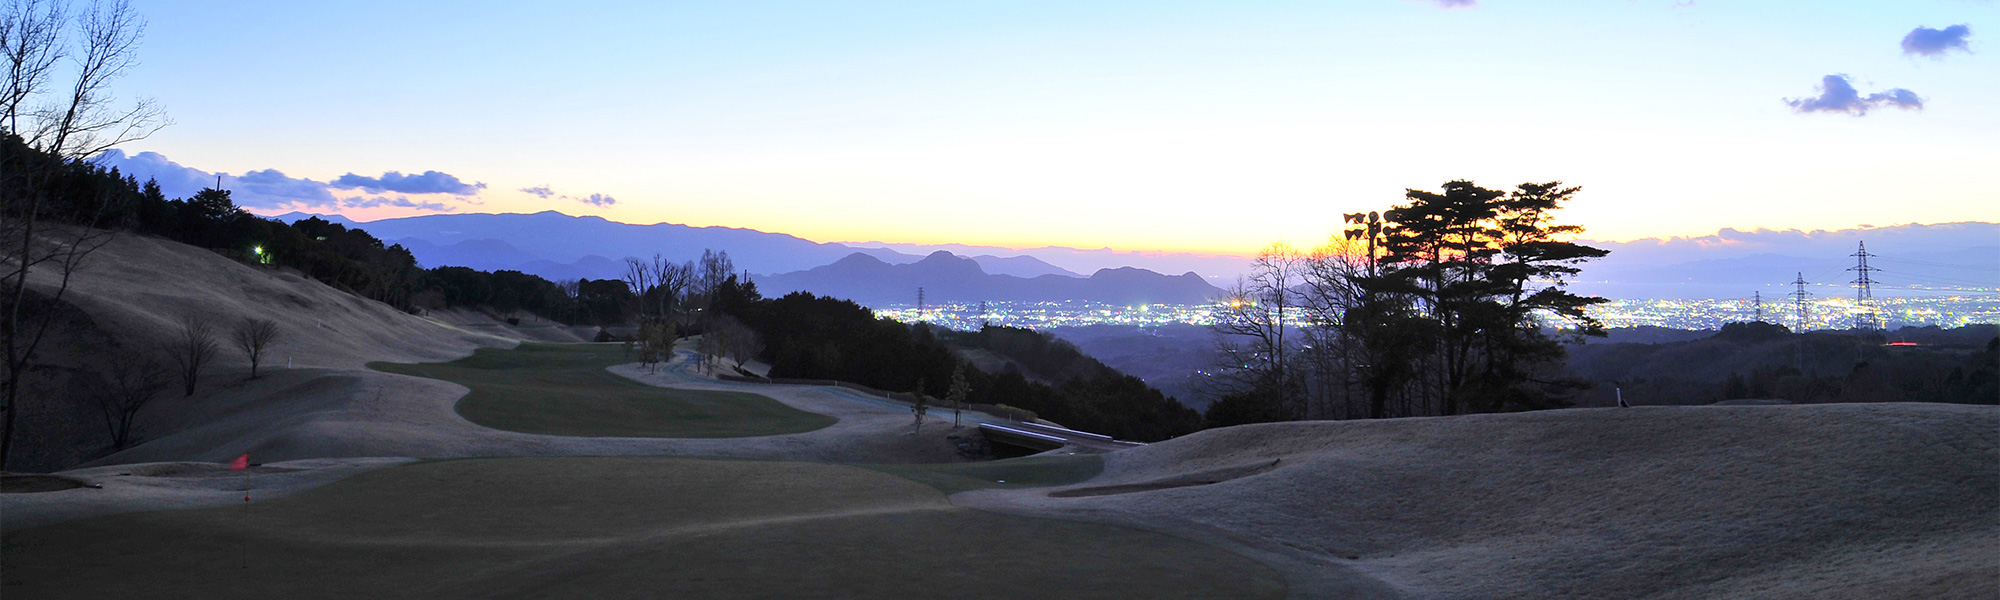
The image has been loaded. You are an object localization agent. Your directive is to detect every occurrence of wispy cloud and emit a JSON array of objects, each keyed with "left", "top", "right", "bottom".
[
  {"left": 1421, "top": 0, "right": 1476, "bottom": 8},
  {"left": 519, "top": 184, "right": 557, "bottom": 199},
  {"left": 331, "top": 170, "right": 486, "bottom": 195},
  {"left": 518, "top": 184, "right": 617, "bottom": 207},
  {"left": 1902, "top": 24, "right": 1972, "bottom": 57},
  {"left": 1784, "top": 74, "right": 1923, "bottom": 116}
]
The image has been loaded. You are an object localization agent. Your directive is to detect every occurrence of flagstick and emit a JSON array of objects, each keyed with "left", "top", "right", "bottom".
[{"left": 242, "top": 466, "right": 251, "bottom": 571}]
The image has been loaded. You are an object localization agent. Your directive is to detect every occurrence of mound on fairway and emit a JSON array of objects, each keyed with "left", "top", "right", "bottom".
[
  {"left": 372, "top": 343, "right": 835, "bottom": 437},
  {"left": 2, "top": 456, "right": 1284, "bottom": 599},
  {"left": 966, "top": 403, "right": 2000, "bottom": 599}
]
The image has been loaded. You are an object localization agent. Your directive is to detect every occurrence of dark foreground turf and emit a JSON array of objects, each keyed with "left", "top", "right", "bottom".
[
  {"left": 2, "top": 457, "right": 1285, "bottom": 599},
  {"left": 866, "top": 453, "right": 1105, "bottom": 495},
  {"left": 370, "top": 343, "right": 835, "bottom": 437}
]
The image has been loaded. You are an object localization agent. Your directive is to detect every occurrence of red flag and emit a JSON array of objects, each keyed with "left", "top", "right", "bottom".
[{"left": 229, "top": 453, "right": 249, "bottom": 471}]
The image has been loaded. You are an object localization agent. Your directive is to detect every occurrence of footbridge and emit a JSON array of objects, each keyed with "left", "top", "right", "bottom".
[{"left": 977, "top": 421, "right": 1145, "bottom": 454}]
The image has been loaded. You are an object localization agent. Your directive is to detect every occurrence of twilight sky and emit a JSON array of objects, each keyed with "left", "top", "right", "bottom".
[{"left": 100, "top": 0, "right": 1998, "bottom": 255}]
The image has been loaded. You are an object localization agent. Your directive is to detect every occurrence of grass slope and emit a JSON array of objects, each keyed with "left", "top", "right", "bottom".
[
  {"left": 371, "top": 343, "right": 834, "bottom": 438},
  {"left": 3, "top": 457, "right": 1284, "bottom": 599}
]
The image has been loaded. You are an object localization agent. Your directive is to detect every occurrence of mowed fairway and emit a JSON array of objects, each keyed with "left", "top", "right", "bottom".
[
  {"left": 2, "top": 457, "right": 1286, "bottom": 599},
  {"left": 371, "top": 343, "right": 834, "bottom": 437}
]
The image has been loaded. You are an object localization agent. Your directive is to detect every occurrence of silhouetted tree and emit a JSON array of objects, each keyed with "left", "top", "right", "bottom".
[
  {"left": 90, "top": 352, "right": 167, "bottom": 449},
  {"left": 1353, "top": 180, "right": 1608, "bottom": 415},
  {"left": 168, "top": 313, "right": 218, "bottom": 396},
  {"left": 2, "top": 0, "right": 168, "bottom": 468},
  {"left": 1208, "top": 243, "right": 1307, "bottom": 422},
  {"left": 911, "top": 377, "right": 929, "bottom": 434},
  {"left": 233, "top": 317, "right": 280, "bottom": 379},
  {"left": 946, "top": 364, "right": 971, "bottom": 428}
]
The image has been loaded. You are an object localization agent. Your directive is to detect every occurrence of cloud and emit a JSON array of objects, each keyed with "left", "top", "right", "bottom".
[
  {"left": 1902, "top": 24, "right": 1972, "bottom": 57},
  {"left": 341, "top": 196, "right": 453, "bottom": 211},
  {"left": 91, "top": 149, "right": 214, "bottom": 199},
  {"left": 518, "top": 184, "right": 617, "bottom": 207},
  {"left": 1422, "top": 0, "right": 1477, "bottom": 7},
  {"left": 93, "top": 149, "right": 337, "bottom": 209},
  {"left": 331, "top": 170, "right": 486, "bottom": 195},
  {"left": 235, "top": 169, "right": 340, "bottom": 205},
  {"left": 1784, "top": 74, "right": 1923, "bottom": 116},
  {"left": 90, "top": 149, "right": 476, "bottom": 213}
]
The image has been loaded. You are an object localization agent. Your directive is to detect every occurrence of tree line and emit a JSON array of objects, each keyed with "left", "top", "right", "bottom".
[
  {"left": 708, "top": 284, "right": 1203, "bottom": 442},
  {"left": 1205, "top": 180, "right": 1611, "bottom": 426},
  {"left": 2, "top": 131, "right": 671, "bottom": 326}
]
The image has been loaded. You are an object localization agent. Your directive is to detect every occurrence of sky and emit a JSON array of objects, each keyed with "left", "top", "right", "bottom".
[{"left": 90, "top": 0, "right": 2000, "bottom": 256}]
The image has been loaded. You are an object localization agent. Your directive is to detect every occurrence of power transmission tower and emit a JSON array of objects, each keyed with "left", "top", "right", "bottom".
[
  {"left": 1790, "top": 272, "right": 1811, "bottom": 331},
  {"left": 1790, "top": 272, "right": 1811, "bottom": 373},
  {"left": 1848, "top": 241, "right": 1881, "bottom": 331}
]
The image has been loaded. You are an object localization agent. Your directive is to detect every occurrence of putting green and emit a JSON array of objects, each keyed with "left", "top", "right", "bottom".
[
  {"left": 370, "top": 343, "right": 835, "bottom": 437},
  {"left": 2, "top": 457, "right": 1286, "bottom": 599}
]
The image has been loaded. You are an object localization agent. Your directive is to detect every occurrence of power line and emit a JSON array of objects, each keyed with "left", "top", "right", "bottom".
[{"left": 1870, "top": 256, "right": 2000, "bottom": 272}]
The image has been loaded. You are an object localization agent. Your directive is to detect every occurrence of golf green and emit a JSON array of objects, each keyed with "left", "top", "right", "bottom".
[
  {"left": 371, "top": 343, "right": 835, "bottom": 437},
  {"left": 2, "top": 457, "right": 1287, "bottom": 599}
]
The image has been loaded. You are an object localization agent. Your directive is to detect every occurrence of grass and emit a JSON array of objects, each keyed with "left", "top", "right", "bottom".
[
  {"left": 2, "top": 457, "right": 1286, "bottom": 599},
  {"left": 865, "top": 453, "right": 1105, "bottom": 495},
  {"left": 369, "top": 342, "right": 835, "bottom": 438}
]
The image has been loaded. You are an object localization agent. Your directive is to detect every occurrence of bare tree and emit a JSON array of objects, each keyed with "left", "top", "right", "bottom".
[
  {"left": 691, "top": 249, "right": 732, "bottom": 312},
  {"left": 696, "top": 327, "right": 725, "bottom": 374},
  {"left": 1205, "top": 244, "right": 1307, "bottom": 423},
  {"left": 167, "top": 313, "right": 217, "bottom": 397},
  {"left": 648, "top": 253, "right": 693, "bottom": 320},
  {"left": 90, "top": 351, "right": 164, "bottom": 449},
  {"left": 232, "top": 317, "right": 279, "bottom": 379},
  {"left": 704, "top": 314, "right": 761, "bottom": 373},
  {"left": 620, "top": 257, "right": 652, "bottom": 318},
  {"left": 1, "top": 0, "right": 168, "bottom": 468}
]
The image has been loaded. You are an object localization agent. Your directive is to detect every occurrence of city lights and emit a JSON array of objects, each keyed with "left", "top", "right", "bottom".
[{"left": 879, "top": 296, "right": 1999, "bottom": 333}]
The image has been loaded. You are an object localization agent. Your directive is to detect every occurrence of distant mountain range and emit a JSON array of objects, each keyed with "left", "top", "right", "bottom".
[
  {"left": 759, "top": 251, "right": 1222, "bottom": 306},
  {"left": 270, "top": 210, "right": 1209, "bottom": 305},
  {"left": 1570, "top": 222, "right": 1999, "bottom": 300},
  {"left": 271, "top": 210, "right": 1090, "bottom": 281}
]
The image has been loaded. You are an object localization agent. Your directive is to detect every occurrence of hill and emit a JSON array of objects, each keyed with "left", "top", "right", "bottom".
[
  {"left": 961, "top": 403, "right": 2000, "bottom": 599},
  {"left": 11, "top": 231, "right": 518, "bottom": 471}
]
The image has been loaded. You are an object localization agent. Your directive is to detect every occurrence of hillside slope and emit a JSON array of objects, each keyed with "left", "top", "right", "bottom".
[
  {"left": 961, "top": 403, "right": 1999, "bottom": 599},
  {"left": 13, "top": 230, "right": 517, "bottom": 470}
]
